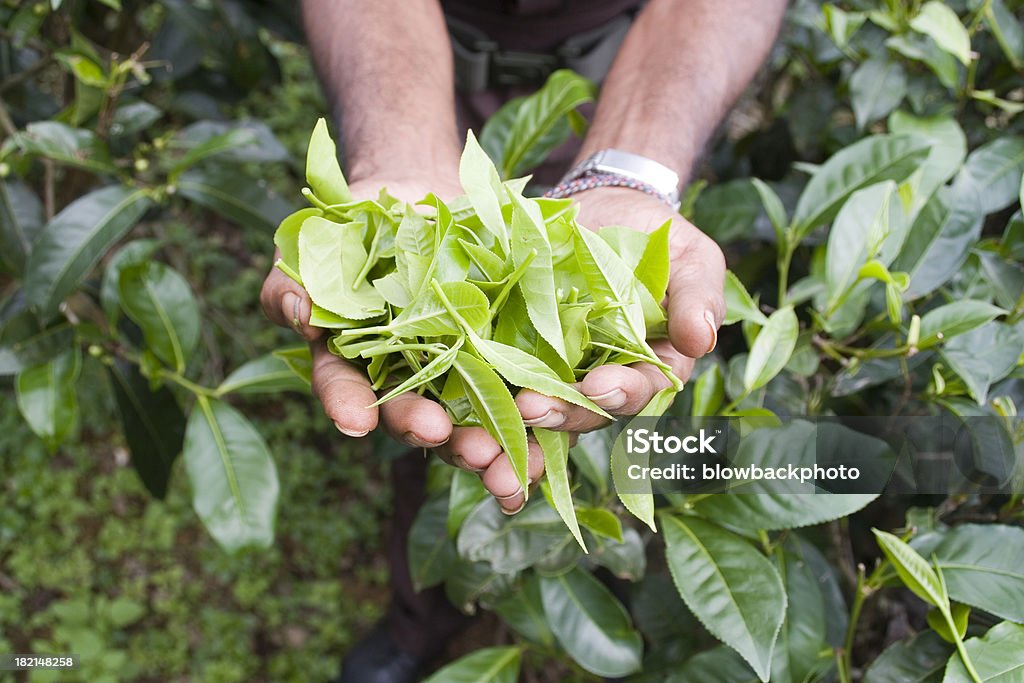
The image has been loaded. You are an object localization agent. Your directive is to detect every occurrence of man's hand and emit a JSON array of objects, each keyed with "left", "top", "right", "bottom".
[
  {"left": 438, "top": 188, "right": 725, "bottom": 514},
  {"left": 259, "top": 178, "right": 462, "bottom": 446}
]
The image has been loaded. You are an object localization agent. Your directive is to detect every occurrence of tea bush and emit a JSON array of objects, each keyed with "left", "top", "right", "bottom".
[{"left": 2, "top": 0, "right": 1023, "bottom": 681}]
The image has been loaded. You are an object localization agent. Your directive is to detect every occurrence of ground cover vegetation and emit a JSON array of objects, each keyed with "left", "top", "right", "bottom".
[{"left": 1, "top": 0, "right": 1023, "bottom": 681}]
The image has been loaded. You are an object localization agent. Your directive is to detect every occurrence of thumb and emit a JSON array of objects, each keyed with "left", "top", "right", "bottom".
[{"left": 260, "top": 255, "right": 322, "bottom": 341}]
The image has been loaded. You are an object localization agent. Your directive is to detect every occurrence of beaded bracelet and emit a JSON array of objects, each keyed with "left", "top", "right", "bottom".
[{"left": 544, "top": 171, "right": 677, "bottom": 207}]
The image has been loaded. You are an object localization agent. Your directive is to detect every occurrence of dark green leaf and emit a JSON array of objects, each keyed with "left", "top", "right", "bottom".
[
  {"left": 408, "top": 495, "right": 456, "bottom": 592},
  {"left": 107, "top": 358, "right": 184, "bottom": 499},
  {"left": 663, "top": 515, "right": 785, "bottom": 681},
  {"left": 669, "top": 647, "right": 760, "bottom": 683},
  {"left": 183, "top": 397, "right": 279, "bottom": 553},
  {"left": 0, "top": 180, "right": 42, "bottom": 276},
  {"left": 942, "top": 621, "right": 1024, "bottom": 682},
  {"left": 118, "top": 262, "right": 200, "bottom": 374},
  {"left": 421, "top": 646, "right": 520, "bottom": 683},
  {"left": 15, "top": 348, "right": 80, "bottom": 451},
  {"left": 177, "top": 168, "right": 293, "bottom": 232},
  {"left": 493, "top": 574, "right": 554, "bottom": 646},
  {"left": 918, "top": 301, "right": 1005, "bottom": 349},
  {"left": 25, "top": 185, "right": 152, "bottom": 315},
  {"left": 850, "top": 57, "right": 907, "bottom": 130},
  {"left": 6, "top": 121, "right": 118, "bottom": 175},
  {"left": 864, "top": 631, "right": 952, "bottom": 683},
  {"left": 792, "top": 134, "right": 929, "bottom": 237},
  {"left": 540, "top": 567, "right": 643, "bottom": 678},
  {"left": 929, "top": 524, "right": 1024, "bottom": 624},
  {"left": 100, "top": 239, "right": 160, "bottom": 325},
  {"left": 952, "top": 136, "right": 1024, "bottom": 216},
  {"left": 941, "top": 323, "right": 1024, "bottom": 404}
]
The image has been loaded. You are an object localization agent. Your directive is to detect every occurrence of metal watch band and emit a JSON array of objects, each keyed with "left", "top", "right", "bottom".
[{"left": 553, "top": 149, "right": 681, "bottom": 208}]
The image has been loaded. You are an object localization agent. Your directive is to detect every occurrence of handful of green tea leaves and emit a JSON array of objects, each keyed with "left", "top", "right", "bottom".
[{"left": 275, "top": 119, "right": 681, "bottom": 546}]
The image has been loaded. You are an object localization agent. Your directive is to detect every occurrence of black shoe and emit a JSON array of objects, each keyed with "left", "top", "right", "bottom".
[{"left": 332, "top": 624, "right": 423, "bottom": 683}]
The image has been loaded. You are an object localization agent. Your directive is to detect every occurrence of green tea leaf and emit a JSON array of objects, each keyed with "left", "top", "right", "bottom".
[
  {"left": 850, "top": 57, "right": 907, "bottom": 130},
  {"left": 298, "top": 216, "right": 385, "bottom": 319},
  {"left": 273, "top": 207, "right": 320, "bottom": 284},
  {"left": 177, "top": 168, "right": 293, "bottom": 232},
  {"left": 453, "top": 351, "right": 530, "bottom": 490},
  {"left": 118, "top": 261, "right": 201, "bottom": 374},
  {"left": 909, "top": 2, "right": 971, "bottom": 65},
  {"left": 107, "top": 358, "right": 184, "bottom": 499},
  {"left": 217, "top": 354, "right": 311, "bottom": 396},
  {"left": 305, "top": 118, "right": 351, "bottom": 205},
  {"left": 928, "top": 524, "right": 1024, "bottom": 623},
  {"left": 942, "top": 621, "right": 1024, "bottom": 683},
  {"left": 743, "top": 306, "right": 798, "bottom": 393},
  {"left": 15, "top": 348, "right": 80, "bottom": 451},
  {"left": 184, "top": 397, "right": 279, "bottom": 553},
  {"left": 25, "top": 185, "right": 151, "bottom": 315},
  {"left": 724, "top": 270, "right": 767, "bottom": 326},
  {"left": 459, "top": 130, "right": 508, "bottom": 252},
  {"left": 917, "top": 301, "right": 1005, "bottom": 349},
  {"left": 509, "top": 193, "right": 568, "bottom": 364},
  {"left": 535, "top": 428, "right": 585, "bottom": 551},
  {"left": 792, "top": 134, "right": 929, "bottom": 238},
  {"left": 540, "top": 567, "right": 643, "bottom": 678},
  {"left": 421, "top": 646, "right": 521, "bottom": 683},
  {"left": 873, "top": 529, "right": 945, "bottom": 608},
  {"left": 636, "top": 219, "right": 672, "bottom": 304},
  {"left": 663, "top": 515, "right": 786, "bottom": 682},
  {"left": 952, "top": 136, "right": 1024, "bottom": 216},
  {"left": 408, "top": 495, "right": 456, "bottom": 592}
]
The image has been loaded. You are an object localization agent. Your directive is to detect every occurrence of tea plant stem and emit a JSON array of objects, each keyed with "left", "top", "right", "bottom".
[
  {"left": 776, "top": 243, "right": 794, "bottom": 307},
  {"left": 841, "top": 564, "right": 868, "bottom": 678}
]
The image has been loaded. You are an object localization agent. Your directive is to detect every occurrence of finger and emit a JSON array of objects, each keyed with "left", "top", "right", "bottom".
[
  {"left": 259, "top": 255, "right": 322, "bottom": 341},
  {"left": 437, "top": 426, "right": 503, "bottom": 473},
  {"left": 516, "top": 389, "right": 610, "bottom": 433},
  {"left": 666, "top": 226, "right": 726, "bottom": 358},
  {"left": 310, "top": 340, "right": 378, "bottom": 437},
  {"left": 379, "top": 391, "right": 453, "bottom": 448},
  {"left": 648, "top": 338, "right": 696, "bottom": 385},
  {"left": 481, "top": 440, "right": 545, "bottom": 514}
]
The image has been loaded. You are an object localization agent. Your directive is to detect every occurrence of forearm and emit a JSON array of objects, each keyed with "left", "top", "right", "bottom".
[
  {"left": 579, "top": 0, "right": 787, "bottom": 186},
  {"left": 301, "top": 0, "right": 461, "bottom": 182}
]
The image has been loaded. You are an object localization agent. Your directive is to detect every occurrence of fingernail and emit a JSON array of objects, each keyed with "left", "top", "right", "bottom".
[
  {"left": 284, "top": 292, "right": 301, "bottom": 328},
  {"left": 453, "top": 455, "right": 485, "bottom": 473},
  {"left": 500, "top": 498, "right": 526, "bottom": 515},
  {"left": 495, "top": 486, "right": 524, "bottom": 502},
  {"left": 587, "top": 388, "right": 627, "bottom": 409},
  {"left": 335, "top": 422, "right": 369, "bottom": 438},
  {"left": 404, "top": 432, "right": 447, "bottom": 448},
  {"left": 704, "top": 309, "right": 719, "bottom": 354},
  {"left": 523, "top": 409, "right": 566, "bottom": 428}
]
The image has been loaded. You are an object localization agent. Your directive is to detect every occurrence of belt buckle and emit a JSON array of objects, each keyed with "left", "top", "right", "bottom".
[{"left": 489, "top": 50, "right": 559, "bottom": 88}]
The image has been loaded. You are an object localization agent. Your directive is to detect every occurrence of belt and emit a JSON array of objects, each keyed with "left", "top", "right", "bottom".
[{"left": 447, "top": 12, "right": 636, "bottom": 92}]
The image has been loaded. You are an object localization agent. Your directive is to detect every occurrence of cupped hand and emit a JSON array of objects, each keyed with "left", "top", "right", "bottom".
[
  {"left": 259, "top": 177, "right": 461, "bottom": 446},
  {"left": 438, "top": 187, "right": 726, "bottom": 513}
]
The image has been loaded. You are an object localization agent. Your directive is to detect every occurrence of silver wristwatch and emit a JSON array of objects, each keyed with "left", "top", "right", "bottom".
[{"left": 559, "top": 149, "right": 681, "bottom": 208}]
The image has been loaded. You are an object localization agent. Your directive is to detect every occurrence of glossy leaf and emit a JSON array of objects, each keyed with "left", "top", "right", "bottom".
[
  {"left": 743, "top": 306, "right": 798, "bottom": 393},
  {"left": 6, "top": 121, "right": 118, "bottom": 174},
  {"left": 909, "top": 2, "right": 972, "bottom": 65},
  {"left": 929, "top": 524, "right": 1024, "bottom": 623},
  {"left": 107, "top": 358, "right": 185, "bottom": 499},
  {"left": 118, "top": 262, "right": 201, "bottom": 374},
  {"left": 217, "top": 354, "right": 311, "bottom": 396},
  {"left": 421, "top": 646, "right": 520, "bottom": 683},
  {"left": 453, "top": 351, "right": 529, "bottom": 490},
  {"left": 917, "top": 301, "right": 1005, "bottom": 349},
  {"left": 540, "top": 567, "right": 643, "bottom": 678},
  {"left": 864, "top": 631, "right": 952, "bottom": 683},
  {"left": 724, "top": 270, "right": 767, "bottom": 326},
  {"left": 177, "top": 168, "right": 293, "bottom": 232},
  {"left": 25, "top": 185, "right": 152, "bottom": 315},
  {"left": 850, "top": 57, "right": 907, "bottom": 130},
  {"left": 459, "top": 130, "right": 508, "bottom": 252},
  {"left": 942, "top": 621, "right": 1024, "bottom": 683},
  {"left": 100, "top": 239, "right": 160, "bottom": 325},
  {"left": 0, "top": 180, "right": 42, "bottom": 277},
  {"left": 305, "top": 118, "right": 351, "bottom": 205},
  {"left": 535, "top": 428, "right": 584, "bottom": 551},
  {"left": 791, "top": 134, "right": 929, "bottom": 237},
  {"left": 663, "top": 515, "right": 786, "bottom": 681},
  {"left": 873, "top": 529, "right": 945, "bottom": 608},
  {"left": 15, "top": 348, "right": 80, "bottom": 451},
  {"left": 408, "top": 495, "right": 456, "bottom": 592},
  {"left": 183, "top": 397, "right": 279, "bottom": 553},
  {"left": 952, "top": 136, "right": 1024, "bottom": 216}
]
